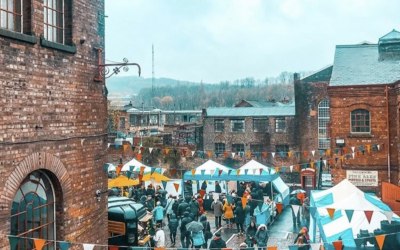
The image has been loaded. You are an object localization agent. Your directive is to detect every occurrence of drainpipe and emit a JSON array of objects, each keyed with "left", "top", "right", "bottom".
[{"left": 386, "top": 86, "right": 391, "bottom": 183}]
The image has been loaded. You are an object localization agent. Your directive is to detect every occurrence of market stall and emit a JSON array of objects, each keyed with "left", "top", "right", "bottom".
[
  {"left": 121, "top": 158, "right": 152, "bottom": 172},
  {"left": 310, "top": 179, "right": 400, "bottom": 249}
]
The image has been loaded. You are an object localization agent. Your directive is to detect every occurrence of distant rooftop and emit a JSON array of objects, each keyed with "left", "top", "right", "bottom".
[
  {"left": 205, "top": 104, "right": 295, "bottom": 117},
  {"left": 379, "top": 29, "right": 400, "bottom": 44}
]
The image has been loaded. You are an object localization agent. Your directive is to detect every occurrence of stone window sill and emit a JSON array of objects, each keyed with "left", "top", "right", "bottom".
[
  {"left": 0, "top": 28, "right": 37, "bottom": 44},
  {"left": 348, "top": 133, "right": 373, "bottom": 138},
  {"left": 40, "top": 37, "right": 76, "bottom": 54}
]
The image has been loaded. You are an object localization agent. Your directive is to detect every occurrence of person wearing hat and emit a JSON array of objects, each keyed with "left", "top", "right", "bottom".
[
  {"left": 152, "top": 201, "right": 165, "bottom": 226},
  {"left": 255, "top": 224, "right": 269, "bottom": 250},
  {"left": 209, "top": 232, "right": 226, "bottom": 250}
]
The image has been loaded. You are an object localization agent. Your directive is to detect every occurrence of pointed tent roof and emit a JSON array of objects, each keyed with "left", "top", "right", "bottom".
[
  {"left": 239, "top": 160, "right": 275, "bottom": 175},
  {"left": 183, "top": 160, "right": 233, "bottom": 181},
  {"left": 121, "top": 158, "right": 152, "bottom": 172},
  {"left": 379, "top": 29, "right": 400, "bottom": 44},
  {"left": 193, "top": 160, "right": 232, "bottom": 175}
]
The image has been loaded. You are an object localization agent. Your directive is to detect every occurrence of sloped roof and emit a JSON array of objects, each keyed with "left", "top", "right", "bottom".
[
  {"left": 205, "top": 104, "right": 295, "bottom": 117},
  {"left": 330, "top": 44, "right": 400, "bottom": 86},
  {"left": 379, "top": 29, "right": 400, "bottom": 44},
  {"left": 300, "top": 65, "right": 333, "bottom": 83}
]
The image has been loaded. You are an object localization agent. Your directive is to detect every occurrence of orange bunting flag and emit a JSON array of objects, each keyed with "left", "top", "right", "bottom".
[
  {"left": 326, "top": 149, "right": 331, "bottom": 157},
  {"left": 246, "top": 151, "right": 252, "bottom": 158},
  {"left": 173, "top": 183, "right": 179, "bottom": 192},
  {"left": 267, "top": 246, "right": 278, "bottom": 250},
  {"left": 375, "top": 234, "right": 386, "bottom": 250},
  {"left": 207, "top": 151, "right": 213, "bottom": 158},
  {"left": 342, "top": 147, "right": 347, "bottom": 154},
  {"left": 366, "top": 144, "right": 371, "bottom": 154},
  {"left": 288, "top": 151, "right": 293, "bottom": 158},
  {"left": 303, "top": 151, "right": 309, "bottom": 158},
  {"left": 34, "top": 239, "right": 46, "bottom": 250},
  {"left": 155, "top": 248, "right": 166, "bottom": 250},
  {"left": 123, "top": 144, "right": 129, "bottom": 152},
  {"left": 138, "top": 174, "right": 143, "bottom": 182},
  {"left": 327, "top": 208, "right": 335, "bottom": 219},
  {"left": 224, "top": 151, "right": 229, "bottom": 158},
  {"left": 236, "top": 169, "right": 241, "bottom": 175},
  {"left": 332, "top": 240, "right": 343, "bottom": 250},
  {"left": 364, "top": 210, "right": 374, "bottom": 223},
  {"left": 276, "top": 203, "right": 283, "bottom": 214},
  {"left": 136, "top": 153, "right": 142, "bottom": 161},
  {"left": 191, "top": 169, "right": 196, "bottom": 176},
  {"left": 140, "top": 166, "right": 145, "bottom": 174},
  {"left": 116, "top": 165, "right": 122, "bottom": 175},
  {"left": 310, "top": 162, "right": 315, "bottom": 169},
  {"left": 241, "top": 197, "right": 248, "bottom": 208},
  {"left": 262, "top": 151, "right": 268, "bottom": 159},
  {"left": 275, "top": 167, "right": 280, "bottom": 173},
  {"left": 165, "top": 148, "right": 170, "bottom": 155}
]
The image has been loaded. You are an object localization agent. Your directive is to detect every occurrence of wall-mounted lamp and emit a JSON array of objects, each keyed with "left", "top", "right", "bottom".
[{"left": 95, "top": 189, "right": 108, "bottom": 202}]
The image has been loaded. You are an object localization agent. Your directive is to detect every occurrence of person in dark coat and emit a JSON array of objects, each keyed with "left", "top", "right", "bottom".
[
  {"left": 211, "top": 198, "right": 224, "bottom": 228},
  {"left": 146, "top": 195, "right": 155, "bottom": 212},
  {"left": 168, "top": 213, "right": 179, "bottom": 246},
  {"left": 215, "top": 181, "right": 222, "bottom": 193},
  {"left": 200, "top": 215, "right": 212, "bottom": 248},
  {"left": 290, "top": 195, "right": 302, "bottom": 230},
  {"left": 237, "top": 182, "right": 245, "bottom": 198},
  {"left": 245, "top": 220, "right": 257, "bottom": 247},
  {"left": 234, "top": 201, "right": 245, "bottom": 234},
  {"left": 255, "top": 224, "right": 269, "bottom": 250},
  {"left": 146, "top": 184, "right": 155, "bottom": 198},
  {"left": 178, "top": 197, "right": 189, "bottom": 219},
  {"left": 190, "top": 196, "right": 200, "bottom": 221},
  {"left": 201, "top": 181, "right": 207, "bottom": 191},
  {"left": 180, "top": 211, "right": 193, "bottom": 248},
  {"left": 209, "top": 232, "right": 226, "bottom": 250}
]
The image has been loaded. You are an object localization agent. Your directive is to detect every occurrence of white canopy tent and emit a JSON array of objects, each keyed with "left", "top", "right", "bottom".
[{"left": 121, "top": 158, "right": 152, "bottom": 172}]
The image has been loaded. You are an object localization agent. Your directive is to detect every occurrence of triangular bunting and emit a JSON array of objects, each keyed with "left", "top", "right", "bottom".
[
  {"left": 173, "top": 183, "right": 179, "bottom": 192},
  {"left": 382, "top": 211, "right": 393, "bottom": 224},
  {"left": 332, "top": 240, "right": 343, "bottom": 250},
  {"left": 259, "top": 168, "right": 263, "bottom": 175},
  {"left": 236, "top": 169, "right": 240, "bottom": 175},
  {"left": 375, "top": 234, "right": 385, "bottom": 250},
  {"left": 8, "top": 236, "right": 19, "bottom": 250},
  {"left": 224, "top": 151, "right": 229, "bottom": 158},
  {"left": 345, "top": 209, "right": 354, "bottom": 222},
  {"left": 241, "top": 197, "right": 248, "bottom": 208},
  {"left": 351, "top": 146, "right": 355, "bottom": 152},
  {"left": 292, "top": 205, "right": 300, "bottom": 218},
  {"left": 262, "top": 151, "right": 268, "bottom": 159},
  {"left": 327, "top": 208, "right": 335, "bottom": 219},
  {"left": 231, "top": 152, "right": 236, "bottom": 158},
  {"left": 140, "top": 166, "right": 145, "bottom": 174},
  {"left": 311, "top": 150, "right": 315, "bottom": 156},
  {"left": 83, "top": 244, "right": 95, "bottom": 250},
  {"left": 271, "top": 152, "right": 275, "bottom": 158},
  {"left": 116, "top": 165, "right": 122, "bottom": 175},
  {"left": 244, "top": 169, "right": 248, "bottom": 175},
  {"left": 364, "top": 210, "right": 374, "bottom": 223},
  {"left": 149, "top": 147, "right": 153, "bottom": 153},
  {"left": 323, "top": 160, "right": 327, "bottom": 167},
  {"left": 191, "top": 150, "right": 195, "bottom": 156},
  {"left": 161, "top": 180, "right": 167, "bottom": 189},
  {"left": 107, "top": 143, "right": 111, "bottom": 148},
  {"left": 288, "top": 151, "right": 293, "bottom": 158},
  {"left": 290, "top": 165, "right": 293, "bottom": 172},
  {"left": 228, "top": 169, "right": 232, "bottom": 175},
  {"left": 59, "top": 241, "right": 71, "bottom": 250},
  {"left": 123, "top": 144, "right": 129, "bottom": 152},
  {"left": 33, "top": 239, "right": 46, "bottom": 250},
  {"left": 352, "top": 152, "right": 355, "bottom": 159},
  {"left": 252, "top": 169, "right": 257, "bottom": 174},
  {"left": 201, "top": 169, "right": 205, "bottom": 175},
  {"left": 276, "top": 202, "right": 283, "bottom": 214},
  {"left": 218, "top": 169, "right": 223, "bottom": 176},
  {"left": 326, "top": 149, "right": 331, "bottom": 157},
  {"left": 210, "top": 170, "right": 215, "bottom": 176},
  {"left": 126, "top": 171, "right": 132, "bottom": 179},
  {"left": 191, "top": 169, "right": 196, "bottom": 176}
]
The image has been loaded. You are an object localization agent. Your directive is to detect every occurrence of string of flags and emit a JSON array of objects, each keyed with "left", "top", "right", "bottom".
[{"left": 107, "top": 142, "right": 384, "bottom": 175}]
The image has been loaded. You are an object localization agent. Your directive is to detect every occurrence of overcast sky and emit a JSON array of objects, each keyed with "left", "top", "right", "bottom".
[{"left": 105, "top": 0, "right": 400, "bottom": 83}]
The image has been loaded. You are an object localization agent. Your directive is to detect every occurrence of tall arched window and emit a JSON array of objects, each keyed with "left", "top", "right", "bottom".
[
  {"left": 351, "top": 109, "right": 370, "bottom": 133},
  {"left": 10, "top": 170, "right": 56, "bottom": 249},
  {"left": 318, "top": 99, "right": 330, "bottom": 149}
]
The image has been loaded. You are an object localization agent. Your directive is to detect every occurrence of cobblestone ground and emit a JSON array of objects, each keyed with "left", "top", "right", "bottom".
[{"left": 159, "top": 208, "right": 298, "bottom": 249}]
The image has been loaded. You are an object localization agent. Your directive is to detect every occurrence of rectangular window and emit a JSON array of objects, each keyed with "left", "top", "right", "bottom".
[
  {"left": 253, "top": 118, "right": 268, "bottom": 132},
  {"left": 250, "top": 144, "right": 263, "bottom": 153},
  {"left": 232, "top": 143, "right": 245, "bottom": 154},
  {"left": 119, "top": 117, "right": 125, "bottom": 129},
  {"left": 129, "top": 114, "right": 137, "bottom": 125},
  {"left": 215, "top": 143, "right": 225, "bottom": 154},
  {"left": 44, "top": 0, "right": 64, "bottom": 44},
  {"left": 0, "top": 0, "right": 22, "bottom": 32},
  {"left": 351, "top": 109, "right": 370, "bottom": 133},
  {"left": 275, "top": 118, "right": 286, "bottom": 133},
  {"left": 231, "top": 119, "right": 245, "bottom": 132},
  {"left": 275, "top": 144, "right": 289, "bottom": 153},
  {"left": 214, "top": 119, "right": 224, "bottom": 132}
]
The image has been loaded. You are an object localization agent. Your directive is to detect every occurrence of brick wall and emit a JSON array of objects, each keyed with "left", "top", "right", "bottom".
[
  {"left": 0, "top": 0, "right": 107, "bottom": 248},
  {"left": 328, "top": 84, "right": 399, "bottom": 193}
]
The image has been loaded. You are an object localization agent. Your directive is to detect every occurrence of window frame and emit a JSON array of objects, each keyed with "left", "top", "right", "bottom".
[
  {"left": 253, "top": 118, "right": 268, "bottom": 132},
  {"left": 230, "top": 119, "right": 245, "bottom": 132},
  {"left": 232, "top": 143, "right": 245, "bottom": 154},
  {"left": 214, "top": 119, "right": 224, "bottom": 132},
  {"left": 43, "top": 0, "right": 65, "bottom": 44},
  {"left": 350, "top": 109, "right": 371, "bottom": 134},
  {"left": 214, "top": 143, "right": 225, "bottom": 154},
  {"left": 0, "top": 0, "right": 23, "bottom": 32},
  {"left": 275, "top": 144, "right": 289, "bottom": 154},
  {"left": 275, "top": 117, "right": 286, "bottom": 133},
  {"left": 318, "top": 99, "right": 330, "bottom": 149}
]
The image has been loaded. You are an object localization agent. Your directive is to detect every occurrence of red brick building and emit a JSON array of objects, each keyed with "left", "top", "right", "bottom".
[
  {"left": 0, "top": 0, "right": 108, "bottom": 249},
  {"left": 328, "top": 30, "right": 400, "bottom": 193}
]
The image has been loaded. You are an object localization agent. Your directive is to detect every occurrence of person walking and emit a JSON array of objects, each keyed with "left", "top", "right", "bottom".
[
  {"left": 211, "top": 198, "right": 224, "bottom": 228},
  {"left": 200, "top": 215, "right": 212, "bottom": 248},
  {"left": 165, "top": 195, "right": 175, "bottom": 222},
  {"left": 234, "top": 200, "right": 245, "bottom": 234},
  {"left": 215, "top": 181, "right": 222, "bottom": 193},
  {"left": 191, "top": 230, "right": 206, "bottom": 250},
  {"left": 152, "top": 201, "right": 165, "bottom": 226},
  {"left": 255, "top": 224, "right": 269, "bottom": 250},
  {"left": 223, "top": 199, "right": 234, "bottom": 228},
  {"left": 153, "top": 223, "right": 166, "bottom": 248},
  {"left": 190, "top": 196, "right": 200, "bottom": 221},
  {"left": 245, "top": 220, "right": 257, "bottom": 247},
  {"left": 209, "top": 232, "right": 226, "bottom": 250},
  {"left": 168, "top": 213, "right": 179, "bottom": 246},
  {"left": 180, "top": 211, "right": 193, "bottom": 248}
]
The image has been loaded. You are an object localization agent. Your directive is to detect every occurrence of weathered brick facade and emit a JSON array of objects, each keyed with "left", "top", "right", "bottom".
[{"left": 0, "top": 0, "right": 108, "bottom": 248}]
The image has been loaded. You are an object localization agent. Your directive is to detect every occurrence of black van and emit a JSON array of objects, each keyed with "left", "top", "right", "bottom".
[{"left": 108, "top": 197, "right": 153, "bottom": 247}]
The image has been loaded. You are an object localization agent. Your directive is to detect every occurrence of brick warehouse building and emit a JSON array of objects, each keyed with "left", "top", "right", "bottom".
[{"left": 0, "top": 0, "right": 108, "bottom": 249}]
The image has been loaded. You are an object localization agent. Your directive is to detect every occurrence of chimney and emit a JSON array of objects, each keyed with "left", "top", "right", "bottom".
[{"left": 378, "top": 29, "right": 400, "bottom": 61}]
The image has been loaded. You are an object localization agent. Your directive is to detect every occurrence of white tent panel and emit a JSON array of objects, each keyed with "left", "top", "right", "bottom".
[
  {"left": 121, "top": 158, "right": 152, "bottom": 172},
  {"left": 239, "top": 159, "right": 276, "bottom": 175},
  {"left": 194, "top": 160, "right": 231, "bottom": 175}
]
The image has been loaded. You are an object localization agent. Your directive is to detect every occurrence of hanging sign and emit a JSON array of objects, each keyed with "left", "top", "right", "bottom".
[{"left": 346, "top": 170, "right": 378, "bottom": 187}]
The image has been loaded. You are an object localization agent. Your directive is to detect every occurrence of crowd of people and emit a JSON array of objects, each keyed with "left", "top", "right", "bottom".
[{"left": 112, "top": 180, "right": 313, "bottom": 249}]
